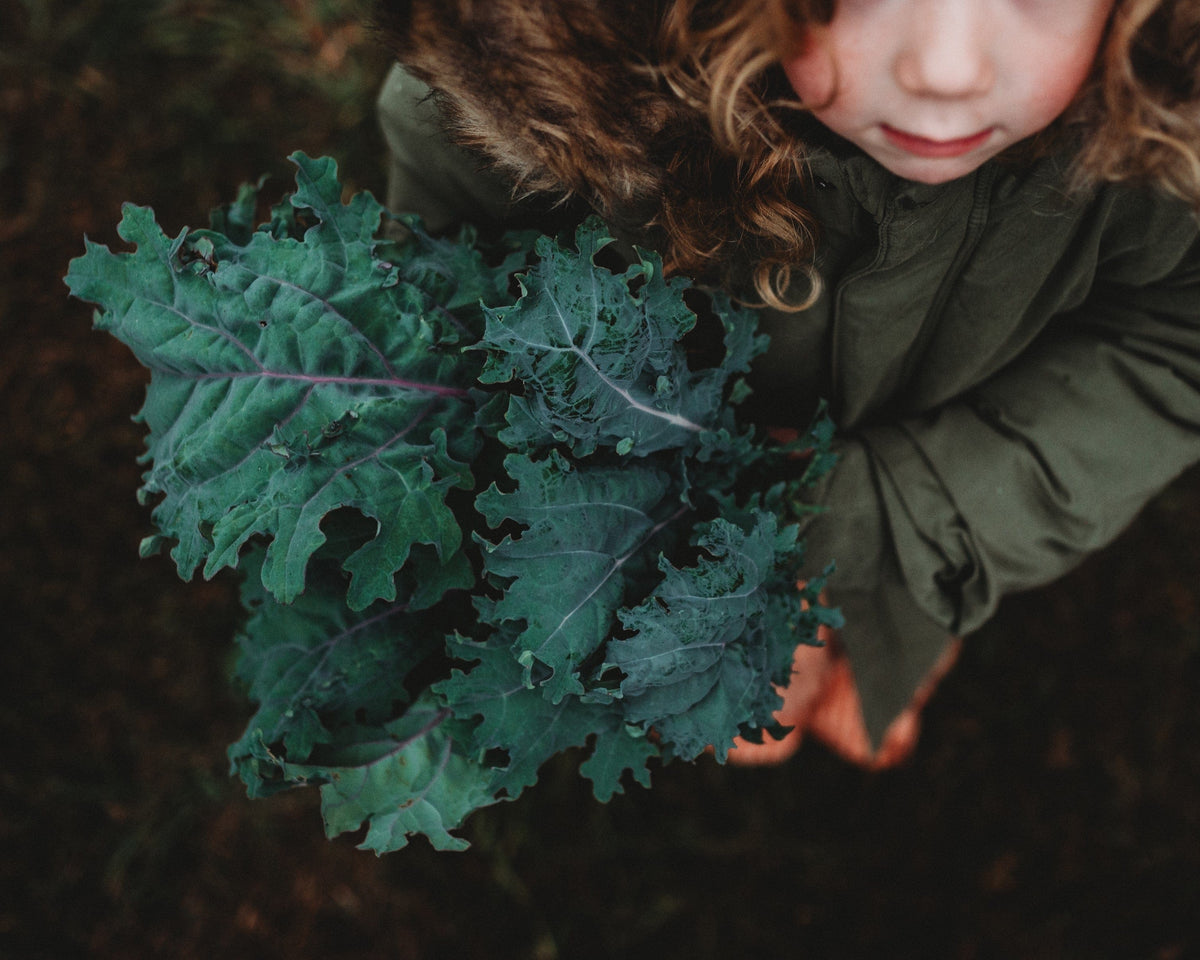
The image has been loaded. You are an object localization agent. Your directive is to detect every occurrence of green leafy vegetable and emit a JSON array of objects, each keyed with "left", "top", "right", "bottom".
[
  {"left": 474, "top": 451, "right": 678, "bottom": 702},
  {"left": 66, "top": 152, "right": 839, "bottom": 853}
]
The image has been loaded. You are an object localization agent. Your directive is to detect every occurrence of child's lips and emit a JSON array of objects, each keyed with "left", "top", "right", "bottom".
[{"left": 880, "top": 124, "right": 995, "bottom": 159}]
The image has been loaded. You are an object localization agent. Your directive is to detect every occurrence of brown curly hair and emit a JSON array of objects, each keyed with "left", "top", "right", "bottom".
[{"left": 373, "top": 0, "right": 1200, "bottom": 310}]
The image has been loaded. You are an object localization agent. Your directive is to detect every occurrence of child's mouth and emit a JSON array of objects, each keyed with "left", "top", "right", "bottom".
[{"left": 880, "top": 125, "right": 995, "bottom": 159}]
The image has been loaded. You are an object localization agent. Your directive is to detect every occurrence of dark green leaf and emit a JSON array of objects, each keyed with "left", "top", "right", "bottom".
[
  {"left": 280, "top": 699, "right": 496, "bottom": 853},
  {"left": 609, "top": 513, "right": 809, "bottom": 758},
  {"left": 475, "top": 451, "right": 679, "bottom": 702},
  {"left": 226, "top": 548, "right": 452, "bottom": 769},
  {"left": 436, "top": 636, "right": 656, "bottom": 800},
  {"left": 477, "top": 218, "right": 760, "bottom": 457},
  {"left": 65, "top": 153, "right": 507, "bottom": 610}
]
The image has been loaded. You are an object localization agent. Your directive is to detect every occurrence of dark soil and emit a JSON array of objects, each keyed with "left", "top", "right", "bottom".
[{"left": 3, "top": 4, "right": 1199, "bottom": 958}]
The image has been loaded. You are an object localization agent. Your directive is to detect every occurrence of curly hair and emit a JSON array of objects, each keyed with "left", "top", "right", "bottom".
[
  {"left": 373, "top": 0, "right": 1200, "bottom": 310},
  {"left": 1072, "top": 0, "right": 1200, "bottom": 197}
]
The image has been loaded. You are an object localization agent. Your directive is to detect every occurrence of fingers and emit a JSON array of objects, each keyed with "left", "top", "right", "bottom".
[
  {"left": 727, "top": 724, "right": 805, "bottom": 766},
  {"left": 725, "top": 636, "right": 963, "bottom": 769},
  {"left": 725, "top": 636, "right": 837, "bottom": 766}
]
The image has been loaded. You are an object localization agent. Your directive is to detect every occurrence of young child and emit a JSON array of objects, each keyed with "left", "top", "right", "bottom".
[{"left": 371, "top": 0, "right": 1200, "bottom": 767}]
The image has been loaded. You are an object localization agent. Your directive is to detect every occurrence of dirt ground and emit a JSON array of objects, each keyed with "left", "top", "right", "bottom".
[{"left": 3, "top": 3, "right": 1199, "bottom": 958}]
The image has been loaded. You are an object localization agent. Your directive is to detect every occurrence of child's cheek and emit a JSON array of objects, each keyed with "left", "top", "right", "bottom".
[
  {"left": 781, "top": 29, "right": 837, "bottom": 109},
  {"left": 1020, "top": 50, "right": 1102, "bottom": 133}
]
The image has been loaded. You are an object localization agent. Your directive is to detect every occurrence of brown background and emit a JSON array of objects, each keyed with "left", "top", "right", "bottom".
[{"left": 3, "top": 2, "right": 1199, "bottom": 957}]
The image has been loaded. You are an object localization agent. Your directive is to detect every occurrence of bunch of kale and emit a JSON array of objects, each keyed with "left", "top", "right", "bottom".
[{"left": 66, "top": 154, "right": 836, "bottom": 852}]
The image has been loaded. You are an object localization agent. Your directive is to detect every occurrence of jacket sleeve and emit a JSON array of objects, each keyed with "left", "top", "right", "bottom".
[
  {"left": 376, "top": 64, "right": 515, "bottom": 231},
  {"left": 800, "top": 194, "right": 1200, "bottom": 740}
]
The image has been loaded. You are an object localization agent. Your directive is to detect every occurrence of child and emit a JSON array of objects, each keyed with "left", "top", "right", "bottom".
[{"left": 371, "top": 0, "right": 1200, "bottom": 767}]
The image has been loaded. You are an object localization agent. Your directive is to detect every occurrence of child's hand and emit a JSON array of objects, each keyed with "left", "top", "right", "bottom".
[
  {"left": 726, "top": 586, "right": 960, "bottom": 768},
  {"left": 725, "top": 629, "right": 839, "bottom": 765}
]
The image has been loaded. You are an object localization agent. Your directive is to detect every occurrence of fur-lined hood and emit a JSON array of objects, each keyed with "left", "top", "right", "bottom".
[
  {"left": 370, "top": 0, "right": 822, "bottom": 301},
  {"left": 371, "top": 1, "right": 690, "bottom": 224}
]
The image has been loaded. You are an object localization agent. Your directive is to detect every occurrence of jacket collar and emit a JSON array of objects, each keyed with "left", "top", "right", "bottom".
[
  {"left": 804, "top": 134, "right": 974, "bottom": 223},
  {"left": 801, "top": 126, "right": 1083, "bottom": 223}
]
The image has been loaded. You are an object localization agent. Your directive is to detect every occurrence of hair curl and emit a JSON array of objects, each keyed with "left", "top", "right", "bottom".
[
  {"left": 1071, "top": 0, "right": 1200, "bottom": 198},
  {"left": 373, "top": 0, "right": 1200, "bottom": 310}
]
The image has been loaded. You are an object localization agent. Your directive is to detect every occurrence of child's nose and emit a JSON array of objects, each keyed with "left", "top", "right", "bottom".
[{"left": 892, "top": 1, "right": 995, "bottom": 99}]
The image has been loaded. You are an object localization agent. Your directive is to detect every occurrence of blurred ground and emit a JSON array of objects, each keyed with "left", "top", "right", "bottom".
[{"left": 2, "top": 2, "right": 1199, "bottom": 958}]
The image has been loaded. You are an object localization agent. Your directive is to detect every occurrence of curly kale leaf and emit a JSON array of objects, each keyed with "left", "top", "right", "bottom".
[
  {"left": 474, "top": 451, "right": 680, "bottom": 703},
  {"left": 476, "top": 219, "right": 765, "bottom": 458},
  {"left": 607, "top": 513, "right": 815, "bottom": 759},
  {"left": 226, "top": 544, "right": 467, "bottom": 777},
  {"left": 65, "top": 153, "right": 515, "bottom": 610},
  {"left": 250, "top": 696, "right": 496, "bottom": 853},
  {"left": 436, "top": 635, "right": 657, "bottom": 802}
]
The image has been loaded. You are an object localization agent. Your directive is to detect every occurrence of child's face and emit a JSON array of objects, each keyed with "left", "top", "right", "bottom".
[{"left": 782, "top": 0, "right": 1115, "bottom": 184}]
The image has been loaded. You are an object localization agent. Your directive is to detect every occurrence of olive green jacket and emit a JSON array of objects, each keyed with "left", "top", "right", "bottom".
[{"left": 378, "top": 65, "right": 1200, "bottom": 740}]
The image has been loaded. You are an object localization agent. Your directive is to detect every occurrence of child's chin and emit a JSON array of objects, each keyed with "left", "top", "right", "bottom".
[{"left": 873, "top": 151, "right": 992, "bottom": 186}]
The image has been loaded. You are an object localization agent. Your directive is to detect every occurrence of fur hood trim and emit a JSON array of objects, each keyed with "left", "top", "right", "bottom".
[{"left": 372, "top": 1, "right": 687, "bottom": 221}]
